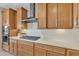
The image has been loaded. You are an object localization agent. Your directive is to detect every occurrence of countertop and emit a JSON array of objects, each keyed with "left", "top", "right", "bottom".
[{"left": 10, "top": 36, "right": 79, "bottom": 50}]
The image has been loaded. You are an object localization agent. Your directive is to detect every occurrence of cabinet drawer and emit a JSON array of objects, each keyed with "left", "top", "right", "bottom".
[
  {"left": 18, "top": 40, "right": 33, "bottom": 46},
  {"left": 35, "top": 43, "right": 66, "bottom": 55},
  {"left": 67, "top": 49, "right": 79, "bottom": 56},
  {"left": 18, "top": 50, "right": 33, "bottom": 56},
  {"left": 47, "top": 51, "right": 65, "bottom": 56}
]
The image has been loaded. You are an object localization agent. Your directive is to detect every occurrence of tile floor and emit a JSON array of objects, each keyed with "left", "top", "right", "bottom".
[{"left": 0, "top": 49, "right": 13, "bottom": 56}]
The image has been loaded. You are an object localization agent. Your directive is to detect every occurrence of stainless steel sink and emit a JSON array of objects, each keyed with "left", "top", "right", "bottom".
[{"left": 20, "top": 36, "right": 40, "bottom": 41}]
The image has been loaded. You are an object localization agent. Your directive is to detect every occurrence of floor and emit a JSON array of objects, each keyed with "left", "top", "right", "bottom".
[{"left": 0, "top": 49, "right": 13, "bottom": 56}]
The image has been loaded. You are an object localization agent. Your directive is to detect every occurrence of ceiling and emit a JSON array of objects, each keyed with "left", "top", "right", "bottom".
[{"left": 0, "top": 3, "right": 30, "bottom": 10}]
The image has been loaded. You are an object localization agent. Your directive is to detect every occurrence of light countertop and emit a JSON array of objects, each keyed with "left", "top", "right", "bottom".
[{"left": 10, "top": 36, "right": 79, "bottom": 51}]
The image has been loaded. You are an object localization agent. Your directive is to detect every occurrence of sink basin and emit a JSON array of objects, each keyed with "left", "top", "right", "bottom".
[{"left": 20, "top": 36, "right": 40, "bottom": 41}]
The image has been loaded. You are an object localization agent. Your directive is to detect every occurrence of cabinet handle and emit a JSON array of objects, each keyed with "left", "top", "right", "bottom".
[{"left": 56, "top": 19, "right": 57, "bottom": 27}]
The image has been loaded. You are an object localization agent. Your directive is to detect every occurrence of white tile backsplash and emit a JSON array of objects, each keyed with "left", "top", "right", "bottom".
[
  {"left": 28, "top": 22, "right": 38, "bottom": 29},
  {"left": 22, "top": 29, "right": 79, "bottom": 43}
]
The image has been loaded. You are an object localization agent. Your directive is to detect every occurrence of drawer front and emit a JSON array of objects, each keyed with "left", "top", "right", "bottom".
[
  {"left": 18, "top": 50, "right": 33, "bottom": 56},
  {"left": 47, "top": 51, "right": 65, "bottom": 56},
  {"left": 67, "top": 49, "right": 79, "bottom": 56},
  {"left": 35, "top": 43, "right": 66, "bottom": 54},
  {"left": 18, "top": 40, "right": 33, "bottom": 46}
]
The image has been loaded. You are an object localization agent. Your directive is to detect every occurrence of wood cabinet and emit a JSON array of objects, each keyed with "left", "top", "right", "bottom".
[
  {"left": 2, "top": 44, "right": 9, "bottom": 52},
  {"left": 9, "top": 39, "right": 79, "bottom": 56},
  {"left": 10, "top": 29, "right": 19, "bottom": 36},
  {"left": 0, "top": 10, "right": 3, "bottom": 49},
  {"left": 9, "top": 39, "right": 18, "bottom": 55},
  {"left": 18, "top": 40, "right": 34, "bottom": 56},
  {"left": 17, "top": 7, "right": 27, "bottom": 29},
  {"left": 34, "top": 44, "right": 46, "bottom": 56},
  {"left": 37, "top": 4, "right": 47, "bottom": 29},
  {"left": 47, "top": 3, "right": 58, "bottom": 28},
  {"left": 0, "top": 34, "right": 2, "bottom": 49},
  {"left": 47, "top": 51, "right": 65, "bottom": 56},
  {"left": 67, "top": 49, "right": 79, "bottom": 56},
  {"left": 36, "top": 3, "right": 73, "bottom": 29},
  {"left": 3, "top": 8, "right": 17, "bottom": 29},
  {"left": 58, "top": 3, "right": 73, "bottom": 29},
  {"left": 34, "top": 43, "right": 66, "bottom": 56},
  {"left": 73, "top": 4, "right": 79, "bottom": 28}
]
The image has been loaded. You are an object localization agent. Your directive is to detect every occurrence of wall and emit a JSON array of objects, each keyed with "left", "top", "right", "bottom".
[{"left": 21, "top": 21, "right": 79, "bottom": 43}]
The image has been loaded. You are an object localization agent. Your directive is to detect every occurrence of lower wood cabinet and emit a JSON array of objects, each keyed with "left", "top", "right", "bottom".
[
  {"left": 17, "top": 40, "right": 34, "bottom": 56},
  {"left": 9, "top": 39, "right": 79, "bottom": 56},
  {"left": 34, "top": 43, "right": 66, "bottom": 56},
  {"left": 9, "top": 39, "right": 18, "bottom": 55},
  {"left": 34, "top": 46, "right": 46, "bottom": 56},
  {"left": 67, "top": 49, "right": 79, "bottom": 56}
]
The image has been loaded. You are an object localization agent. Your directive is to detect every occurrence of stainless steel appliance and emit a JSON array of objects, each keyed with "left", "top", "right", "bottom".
[{"left": 2, "top": 25, "right": 10, "bottom": 45}]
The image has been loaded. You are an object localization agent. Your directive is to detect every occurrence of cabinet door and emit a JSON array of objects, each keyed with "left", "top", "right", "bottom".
[
  {"left": 13, "top": 40, "right": 18, "bottom": 55},
  {"left": 0, "top": 11, "right": 3, "bottom": 49},
  {"left": 34, "top": 47, "right": 46, "bottom": 56},
  {"left": 47, "top": 51, "right": 65, "bottom": 56},
  {"left": 9, "top": 39, "right": 14, "bottom": 54},
  {"left": 9, "top": 39, "right": 18, "bottom": 55},
  {"left": 38, "top": 3, "right": 47, "bottom": 29},
  {"left": 17, "top": 7, "right": 27, "bottom": 29},
  {"left": 9, "top": 9, "right": 17, "bottom": 29},
  {"left": 5, "top": 8, "right": 17, "bottom": 29},
  {"left": 73, "top": 4, "right": 79, "bottom": 28},
  {"left": 47, "top": 3, "right": 57, "bottom": 28},
  {"left": 18, "top": 40, "right": 33, "bottom": 56},
  {"left": 58, "top": 3, "right": 73, "bottom": 29},
  {"left": 67, "top": 49, "right": 79, "bottom": 56}
]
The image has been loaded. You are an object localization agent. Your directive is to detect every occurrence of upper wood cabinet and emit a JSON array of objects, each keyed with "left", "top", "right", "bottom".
[
  {"left": 9, "top": 9, "right": 17, "bottom": 29},
  {"left": 73, "top": 4, "right": 79, "bottom": 28},
  {"left": 36, "top": 3, "right": 73, "bottom": 29},
  {"left": 17, "top": 7, "right": 28, "bottom": 29},
  {"left": 37, "top": 3, "right": 47, "bottom": 29},
  {"left": 58, "top": 3, "right": 73, "bottom": 29},
  {"left": 47, "top": 3, "right": 58, "bottom": 28},
  {"left": 3, "top": 8, "right": 17, "bottom": 29}
]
